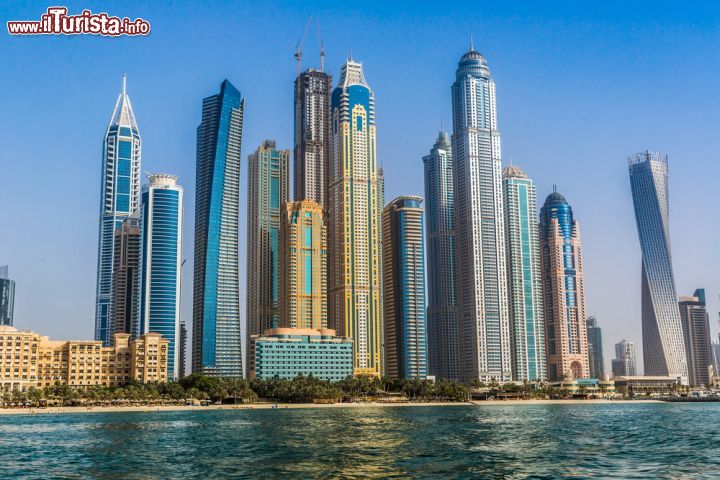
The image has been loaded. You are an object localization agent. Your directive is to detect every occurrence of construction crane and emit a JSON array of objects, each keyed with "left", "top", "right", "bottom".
[
  {"left": 295, "top": 16, "right": 312, "bottom": 76},
  {"left": 316, "top": 19, "right": 325, "bottom": 72}
]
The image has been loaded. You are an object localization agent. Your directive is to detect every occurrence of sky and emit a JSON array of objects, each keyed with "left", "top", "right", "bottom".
[{"left": 1, "top": 0, "right": 719, "bottom": 374}]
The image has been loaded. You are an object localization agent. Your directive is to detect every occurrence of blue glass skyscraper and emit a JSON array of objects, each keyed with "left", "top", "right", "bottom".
[
  {"left": 423, "top": 131, "right": 459, "bottom": 381},
  {"left": 629, "top": 151, "right": 688, "bottom": 381},
  {"left": 192, "top": 80, "right": 244, "bottom": 377},
  {"left": 95, "top": 75, "right": 141, "bottom": 346},
  {"left": 138, "top": 174, "right": 183, "bottom": 379}
]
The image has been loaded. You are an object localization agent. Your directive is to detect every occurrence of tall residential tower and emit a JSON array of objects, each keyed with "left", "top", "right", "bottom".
[
  {"left": 628, "top": 151, "right": 688, "bottom": 381},
  {"left": 192, "top": 80, "right": 244, "bottom": 377},
  {"left": 95, "top": 76, "right": 141, "bottom": 346},
  {"left": 586, "top": 316, "right": 605, "bottom": 379},
  {"left": 0, "top": 266, "right": 15, "bottom": 326},
  {"left": 502, "top": 165, "right": 546, "bottom": 381},
  {"left": 423, "top": 131, "right": 459, "bottom": 381},
  {"left": 328, "top": 59, "right": 383, "bottom": 376},
  {"left": 679, "top": 289, "right": 712, "bottom": 386},
  {"left": 451, "top": 48, "right": 512, "bottom": 382}
]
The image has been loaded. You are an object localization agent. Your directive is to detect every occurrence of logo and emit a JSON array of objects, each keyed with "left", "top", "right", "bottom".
[{"left": 7, "top": 7, "right": 151, "bottom": 36}]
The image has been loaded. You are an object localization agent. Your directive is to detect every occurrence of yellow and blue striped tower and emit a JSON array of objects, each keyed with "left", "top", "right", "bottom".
[{"left": 328, "top": 59, "right": 383, "bottom": 376}]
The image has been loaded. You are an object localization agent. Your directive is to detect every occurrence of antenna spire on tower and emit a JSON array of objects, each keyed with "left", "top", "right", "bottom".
[
  {"left": 122, "top": 74, "right": 127, "bottom": 96},
  {"left": 470, "top": 34, "right": 474, "bottom": 51}
]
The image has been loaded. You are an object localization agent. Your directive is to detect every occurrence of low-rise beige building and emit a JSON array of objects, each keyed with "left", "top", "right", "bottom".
[{"left": 0, "top": 325, "right": 168, "bottom": 391}]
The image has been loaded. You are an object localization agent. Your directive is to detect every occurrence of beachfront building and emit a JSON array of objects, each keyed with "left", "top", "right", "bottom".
[
  {"left": 628, "top": 151, "right": 688, "bottom": 381},
  {"left": 248, "top": 328, "right": 353, "bottom": 382},
  {"left": 328, "top": 59, "right": 383, "bottom": 376},
  {"left": 423, "top": 131, "right": 459, "bottom": 381},
  {"left": 138, "top": 174, "right": 184, "bottom": 379},
  {"left": 247, "top": 141, "right": 290, "bottom": 340},
  {"left": 0, "top": 325, "right": 168, "bottom": 391},
  {"left": 382, "top": 196, "right": 428, "bottom": 380},
  {"left": 502, "top": 165, "right": 546, "bottom": 381},
  {"left": 95, "top": 75, "right": 141, "bottom": 346},
  {"left": 279, "top": 200, "right": 327, "bottom": 330},
  {"left": 0, "top": 266, "right": 15, "bottom": 326},
  {"left": 540, "top": 189, "right": 590, "bottom": 380},
  {"left": 679, "top": 289, "right": 713, "bottom": 387},
  {"left": 192, "top": 80, "right": 244, "bottom": 377},
  {"left": 109, "top": 214, "right": 141, "bottom": 340},
  {"left": 451, "top": 47, "right": 512, "bottom": 382}
]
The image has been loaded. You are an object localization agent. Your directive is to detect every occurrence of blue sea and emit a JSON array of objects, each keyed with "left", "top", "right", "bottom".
[{"left": 0, "top": 403, "right": 718, "bottom": 479}]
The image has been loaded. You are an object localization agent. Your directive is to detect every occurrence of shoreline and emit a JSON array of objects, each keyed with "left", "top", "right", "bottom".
[{"left": 0, "top": 399, "right": 663, "bottom": 416}]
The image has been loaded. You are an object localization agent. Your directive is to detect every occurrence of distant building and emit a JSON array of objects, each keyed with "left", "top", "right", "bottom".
[
  {"left": 613, "top": 339, "right": 638, "bottom": 377},
  {"left": 249, "top": 328, "right": 353, "bottom": 382},
  {"left": 294, "top": 68, "right": 331, "bottom": 206},
  {"left": 712, "top": 339, "right": 720, "bottom": 373},
  {"left": 679, "top": 289, "right": 713, "bottom": 386},
  {"left": 422, "top": 130, "right": 459, "bottom": 381},
  {"left": 109, "top": 215, "right": 140, "bottom": 340},
  {"left": 178, "top": 320, "right": 187, "bottom": 378},
  {"left": 0, "top": 325, "right": 168, "bottom": 391},
  {"left": 503, "top": 166, "right": 546, "bottom": 381},
  {"left": 0, "top": 266, "right": 15, "bottom": 326},
  {"left": 628, "top": 151, "right": 687, "bottom": 381},
  {"left": 540, "top": 189, "right": 590, "bottom": 380},
  {"left": 586, "top": 316, "right": 605, "bottom": 379},
  {"left": 192, "top": 80, "right": 244, "bottom": 377},
  {"left": 279, "top": 200, "right": 327, "bottom": 330},
  {"left": 382, "top": 196, "right": 428, "bottom": 379},
  {"left": 247, "top": 140, "right": 290, "bottom": 339},
  {"left": 138, "top": 174, "right": 183, "bottom": 379},
  {"left": 95, "top": 76, "right": 141, "bottom": 346}
]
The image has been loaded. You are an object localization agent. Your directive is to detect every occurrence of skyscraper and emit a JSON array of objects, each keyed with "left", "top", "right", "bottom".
[
  {"left": 294, "top": 69, "right": 331, "bottom": 205},
  {"left": 247, "top": 141, "right": 290, "bottom": 339},
  {"left": 0, "top": 266, "right": 15, "bottom": 326},
  {"left": 586, "top": 316, "right": 605, "bottom": 379},
  {"left": 192, "top": 80, "right": 244, "bottom": 377},
  {"left": 451, "top": 47, "right": 512, "bottom": 382},
  {"left": 138, "top": 174, "right": 183, "bottom": 379},
  {"left": 109, "top": 214, "right": 140, "bottom": 340},
  {"left": 679, "top": 289, "right": 712, "bottom": 386},
  {"left": 423, "top": 130, "right": 459, "bottom": 381},
  {"left": 613, "top": 339, "right": 637, "bottom": 377},
  {"left": 502, "top": 165, "right": 546, "bottom": 381},
  {"left": 328, "top": 59, "right": 383, "bottom": 376},
  {"left": 280, "top": 200, "right": 327, "bottom": 330},
  {"left": 628, "top": 151, "right": 688, "bottom": 381},
  {"left": 95, "top": 75, "right": 141, "bottom": 346},
  {"left": 540, "top": 189, "right": 590, "bottom": 380},
  {"left": 382, "top": 196, "right": 428, "bottom": 380}
]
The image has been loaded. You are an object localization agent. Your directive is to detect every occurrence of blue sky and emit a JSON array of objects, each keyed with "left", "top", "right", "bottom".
[{"left": 1, "top": 1, "right": 719, "bottom": 372}]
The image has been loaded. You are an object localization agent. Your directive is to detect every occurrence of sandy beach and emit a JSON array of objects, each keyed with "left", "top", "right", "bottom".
[{"left": 0, "top": 399, "right": 662, "bottom": 415}]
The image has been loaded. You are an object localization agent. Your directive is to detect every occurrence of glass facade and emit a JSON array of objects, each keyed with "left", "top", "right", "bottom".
[
  {"left": 0, "top": 266, "right": 15, "bottom": 326},
  {"left": 95, "top": 77, "right": 141, "bottom": 346},
  {"left": 586, "top": 316, "right": 605, "bottom": 379},
  {"left": 192, "top": 80, "right": 244, "bottom": 377},
  {"left": 628, "top": 151, "right": 688, "bottom": 381},
  {"left": 139, "top": 175, "right": 183, "bottom": 379}
]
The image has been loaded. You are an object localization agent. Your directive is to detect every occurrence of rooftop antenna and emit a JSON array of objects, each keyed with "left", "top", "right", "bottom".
[
  {"left": 553, "top": 184, "right": 557, "bottom": 193},
  {"left": 470, "top": 34, "right": 474, "bottom": 51},
  {"left": 440, "top": 115, "right": 444, "bottom": 132},
  {"left": 315, "top": 19, "right": 325, "bottom": 72},
  {"left": 295, "top": 16, "right": 312, "bottom": 76},
  {"left": 122, "top": 73, "right": 127, "bottom": 96}
]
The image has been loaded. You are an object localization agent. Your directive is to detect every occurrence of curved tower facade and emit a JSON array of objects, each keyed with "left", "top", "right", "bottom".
[
  {"left": 423, "top": 131, "right": 459, "bottom": 380},
  {"left": 451, "top": 48, "right": 512, "bottom": 382},
  {"left": 95, "top": 76, "right": 141, "bottom": 346},
  {"left": 628, "top": 151, "right": 687, "bottom": 380},
  {"left": 328, "top": 59, "right": 383, "bottom": 376},
  {"left": 540, "top": 190, "right": 589, "bottom": 380}
]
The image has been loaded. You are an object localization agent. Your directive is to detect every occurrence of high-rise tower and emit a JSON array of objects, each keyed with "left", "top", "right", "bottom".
[
  {"left": 294, "top": 69, "right": 331, "bottom": 205},
  {"left": 192, "top": 80, "right": 244, "bottom": 377},
  {"left": 247, "top": 141, "right": 290, "bottom": 339},
  {"left": 382, "top": 196, "right": 428, "bottom": 379},
  {"left": 451, "top": 47, "right": 512, "bottom": 382},
  {"left": 679, "top": 289, "right": 712, "bottom": 386},
  {"left": 540, "top": 189, "right": 590, "bottom": 380},
  {"left": 586, "top": 316, "right": 605, "bottom": 379},
  {"left": 502, "top": 165, "right": 546, "bottom": 381},
  {"left": 109, "top": 213, "right": 140, "bottom": 340},
  {"left": 0, "top": 266, "right": 15, "bottom": 326},
  {"left": 138, "top": 174, "right": 183, "bottom": 379},
  {"left": 628, "top": 151, "right": 688, "bottom": 381},
  {"left": 328, "top": 59, "right": 383, "bottom": 376},
  {"left": 95, "top": 75, "right": 141, "bottom": 346},
  {"left": 280, "top": 200, "right": 327, "bottom": 330},
  {"left": 423, "top": 131, "right": 459, "bottom": 381}
]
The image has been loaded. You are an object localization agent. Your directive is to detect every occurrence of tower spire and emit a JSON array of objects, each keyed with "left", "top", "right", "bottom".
[
  {"left": 440, "top": 115, "right": 444, "bottom": 132},
  {"left": 122, "top": 74, "right": 127, "bottom": 96},
  {"left": 470, "top": 34, "right": 474, "bottom": 51}
]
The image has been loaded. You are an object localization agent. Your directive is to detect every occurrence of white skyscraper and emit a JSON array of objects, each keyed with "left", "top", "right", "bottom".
[
  {"left": 95, "top": 75, "right": 141, "bottom": 346},
  {"left": 451, "top": 47, "right": 512, "bottom": 382}
]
